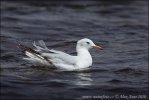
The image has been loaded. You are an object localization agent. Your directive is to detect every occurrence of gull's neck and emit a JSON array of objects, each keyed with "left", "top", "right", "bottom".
[
  {"left": 76, "top": 46, "right": 92, "bottom": 60},
  {"left": 77, "top": 46, "right": 89, "bottom": 56},
  {"left": 76, "top": 45, "right": 92, "bottom": 68}
]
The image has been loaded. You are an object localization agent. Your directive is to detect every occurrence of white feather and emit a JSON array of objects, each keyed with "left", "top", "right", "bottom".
[{"left": 23, "top": 38, "right": 100, "bottom": 70}]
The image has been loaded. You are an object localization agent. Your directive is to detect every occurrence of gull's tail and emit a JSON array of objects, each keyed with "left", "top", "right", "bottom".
[{"left": 17, "top": 43, "right": 53, "bottom": 66}]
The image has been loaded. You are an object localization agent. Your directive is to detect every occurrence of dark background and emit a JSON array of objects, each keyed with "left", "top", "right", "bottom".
[{"left": 1, "top": 0, "right": 148, "bottom": 100}]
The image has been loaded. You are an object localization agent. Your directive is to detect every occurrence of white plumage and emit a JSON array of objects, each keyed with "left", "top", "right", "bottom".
[{"left": 21, "top": 38, "right": 102, "bottom": 71}]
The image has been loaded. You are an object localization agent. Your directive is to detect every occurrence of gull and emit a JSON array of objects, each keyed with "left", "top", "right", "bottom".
[{"left": 18, "top": 38, "right": 102, "bottom": 71}]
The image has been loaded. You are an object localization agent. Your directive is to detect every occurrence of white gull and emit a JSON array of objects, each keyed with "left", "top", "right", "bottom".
[{"left": 19, "top": 38, "right": 102, "bottom": 71}]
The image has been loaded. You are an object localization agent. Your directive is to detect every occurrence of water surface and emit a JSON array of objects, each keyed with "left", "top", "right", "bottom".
[{"left": 1, "top": 0, "right": 148, "bottom": 100}]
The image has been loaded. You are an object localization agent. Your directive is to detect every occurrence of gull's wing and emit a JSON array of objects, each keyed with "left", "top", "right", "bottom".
[
  {"left": 33, "top": 41, "right": 77, "bottom": 65},
  {"left": 42, "top": 51, "right": 77, "bottom": 65},
  {"left": 17, "top": 43, "right": 53, "bottom": 65}
]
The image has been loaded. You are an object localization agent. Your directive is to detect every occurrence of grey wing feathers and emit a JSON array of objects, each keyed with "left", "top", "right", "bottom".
[
  {"left": 17, "top": 42, "right": 53, "bottom": 64},
  {"left": 33, "top": 40, "right": 66, "bottom": 54},
  {"left": 33, "top": 41, "right": 77, "bottom": 65},
  {"left": 38, "top": 40, "right": 48, "bottom": 49},
  {"left": 33, "top": 41, "right": 49, "bottom": 52},
  {"left": 18, "top": 40, "right": 77, "bottom": 67}
]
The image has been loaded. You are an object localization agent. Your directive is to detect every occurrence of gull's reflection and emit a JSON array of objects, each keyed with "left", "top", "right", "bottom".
[{"left": 74, "top": 72, "right": 92, "bottom": 86}]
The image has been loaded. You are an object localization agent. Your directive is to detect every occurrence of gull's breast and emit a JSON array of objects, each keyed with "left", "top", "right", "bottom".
[{"left": 76, "top": 56, "right": 92, "bottom": 69}]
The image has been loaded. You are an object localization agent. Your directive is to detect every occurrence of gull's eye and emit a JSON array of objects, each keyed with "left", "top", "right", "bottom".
[{"left": 86, "top": 42, "right": 90, "bottom": 44}]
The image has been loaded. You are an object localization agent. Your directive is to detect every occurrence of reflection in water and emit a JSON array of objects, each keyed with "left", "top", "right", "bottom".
[{"left": 74, "top": 73, "right": 92, "bottom": 86}]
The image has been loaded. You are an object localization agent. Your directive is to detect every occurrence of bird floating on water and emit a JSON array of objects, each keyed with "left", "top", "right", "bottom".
[{"left": 18, "top": 38, "right": 102, "bottom": 71}]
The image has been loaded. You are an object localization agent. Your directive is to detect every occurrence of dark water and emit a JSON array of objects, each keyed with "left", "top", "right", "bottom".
[{"left": 0, "top": 0, "right": 148, "bottom": 100}]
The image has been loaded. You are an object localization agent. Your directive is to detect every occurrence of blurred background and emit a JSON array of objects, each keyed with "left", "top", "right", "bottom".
[{"left": 1, "top": 0, "right": 148, "bottom": 100}]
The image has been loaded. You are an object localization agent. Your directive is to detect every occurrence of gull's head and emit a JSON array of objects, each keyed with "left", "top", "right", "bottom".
[{"left": 77, "top": 38, "right": 102, "bottom": 50}]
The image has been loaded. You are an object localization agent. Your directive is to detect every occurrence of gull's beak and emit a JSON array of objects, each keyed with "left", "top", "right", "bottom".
[{"left": 92, "top": 44, "right": 102, "bottom": 49}]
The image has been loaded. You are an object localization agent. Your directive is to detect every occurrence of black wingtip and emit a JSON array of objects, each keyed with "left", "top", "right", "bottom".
[
  {"left": 17, "top": 42, "right": 39, "bottom": 54},
  {"left": 17, "top": 43, "right": 27, "bottom": 53},
  {"left": 17, "top": 42, "right": 53, "bottom": 64}
]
